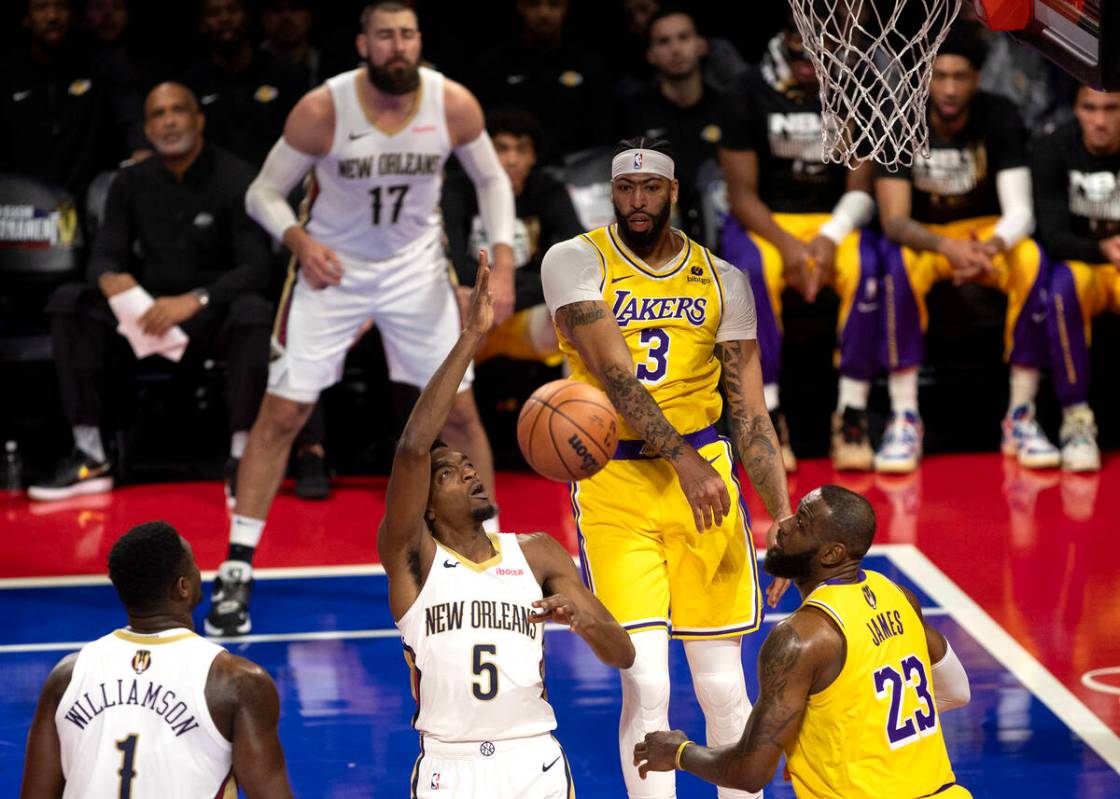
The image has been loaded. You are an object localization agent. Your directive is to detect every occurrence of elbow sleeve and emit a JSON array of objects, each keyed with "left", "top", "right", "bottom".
[
  {"left": 994, "top": 167, "right": 1034, "bottom": 248},
  {"left": 245, "top": 138, "right": 316, "bottom": 242},
  {"left": 454, "top": 132, "right": 516, "bottom": 248},
  {"left": 931, "top": 640, "right": 971, "bottom": 712}
]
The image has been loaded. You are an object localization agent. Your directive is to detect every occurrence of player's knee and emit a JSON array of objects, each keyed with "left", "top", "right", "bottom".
[
  {"left": 260, "top": 395, "right": 314, "bottom": 440},
  {"left": 691, "top": 670, "right": 747, "bottom": 713},
  {"left": 621, "top": 667, "right": 671, "bottom": 716}
]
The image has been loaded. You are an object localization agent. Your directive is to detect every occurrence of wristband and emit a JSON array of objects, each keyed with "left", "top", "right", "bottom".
[{"left": 674, "top": 740, "right": 694, "bottom": 770}]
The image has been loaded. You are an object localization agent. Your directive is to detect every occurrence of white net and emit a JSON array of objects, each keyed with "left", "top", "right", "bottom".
[{"left": 787, "top": 0, "right": 963, "bottom": 169}]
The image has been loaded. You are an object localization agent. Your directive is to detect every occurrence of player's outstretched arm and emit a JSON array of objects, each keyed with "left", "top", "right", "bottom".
[
  {"left": 553, "top": 300, "right": 730, "bottom": 531},
  {"left": 207, "top": 653, "right": 295, "bottom": 799},
  {"left": 635, "top": 613, "right": 833, "bottom": 792},
  {"left": 19, "top": 653, "right": 76, "bottom": 799},
  {"left": 522, "top": 532, "right": 635, "bottom": 669},
  {"left": 898, "top": 585, "right": 970, "bottom": 711},
  {"left": 379, "top": 257, "right": 493, "bottom": 615}
]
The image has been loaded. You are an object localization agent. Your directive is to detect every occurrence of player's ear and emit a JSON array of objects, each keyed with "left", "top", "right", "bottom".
[
  {"left": 670, "top": 179, "right": 680, "bottom": 205},
  {"left": 818, "top": 541, "right": 847, "bottom": 569},
  {"left": 355, "top": 32, "right": 369, "bottom": 59}
]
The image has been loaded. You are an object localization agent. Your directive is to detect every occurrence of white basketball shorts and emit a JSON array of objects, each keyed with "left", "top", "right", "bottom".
[
  {"left": 410, "top": 733, "right": 574, "bottom": 799},
  {"left": 268, "top": 233, "right": 472, "bottom": 403}
]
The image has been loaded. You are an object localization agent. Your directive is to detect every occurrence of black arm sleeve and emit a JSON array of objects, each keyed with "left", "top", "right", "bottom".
[
  {"left": 441, "top": 173, "right": 481, "bottom": 286},
  {"left": 1032, "top": 137, "right": 1104, "bottom": 263},
  {"left": 86, "top": 169, "right": 134, "bottom": 284},
  {"left": 207, "top": 188, "right": 273, "bottom": 305}
]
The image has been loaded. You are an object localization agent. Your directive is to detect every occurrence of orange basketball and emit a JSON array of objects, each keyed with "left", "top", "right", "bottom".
[{"left": 517, "top": 379, "right": 619, "bottom": 482}]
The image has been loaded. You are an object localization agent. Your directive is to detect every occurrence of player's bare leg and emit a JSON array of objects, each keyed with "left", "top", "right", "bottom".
[{"left": 441, "top": 388, "right": 498, "bottom": 523}]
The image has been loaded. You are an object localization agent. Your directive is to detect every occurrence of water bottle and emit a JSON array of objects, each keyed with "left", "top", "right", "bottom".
[{"left": 3, "top": 440, "right": 22, "bottom": 494}]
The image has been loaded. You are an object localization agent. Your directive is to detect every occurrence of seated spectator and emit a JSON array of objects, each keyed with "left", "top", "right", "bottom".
[
  {"left": 183, "top": 0, "right": 304, "bottom": 169},
  {"left": 473, "top": 0, "right": 613, "bottom": 164},
  {"left": 1033, "top": 86, "right": 1120, "bottom": 472},
  {"left": 260, "top": 0, "right": 322, "bottom": 92},
  {"left": 28, "top": 83, "right": 273, "bottom": 501},
  {"left": 719, "top": 18, "right": 878, "bottom": 473},
  {"left": 876, "top": 26, "right": 1056, "bottom": 474},
  {"left": 618, "top": 5, "right": 728, "bottom": 247},
  {"left": 0, "top": 0, "right": 144, "bottom": 199},
  {"left": 81, "top": 0, "right": 152, "bottom": 161},
  {"left": 443, "top": 109, "right": 583, "bottom": 365}
]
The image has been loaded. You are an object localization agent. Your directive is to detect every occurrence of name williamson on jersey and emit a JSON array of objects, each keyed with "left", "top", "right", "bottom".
[
  {"left": 338, "top": 152, "right": 441, "bottom": 179},
  {"left": 425, "top": 599, "right": 540, "bottom": 640},
  {"left": 61, "top": 677, "right": 202, "bottom": 737}
]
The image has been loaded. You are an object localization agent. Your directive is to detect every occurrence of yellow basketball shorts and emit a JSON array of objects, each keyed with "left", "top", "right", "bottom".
[{"left": 569, "top": 431, "right": 762, "bottom": 640}]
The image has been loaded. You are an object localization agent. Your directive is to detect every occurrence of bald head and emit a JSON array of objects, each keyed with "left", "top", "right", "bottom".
[
  {"left": 813, "top": 484, "right": 876, "bottom": 559},
  {"left": 144, "top": 83, "right": 204, "bottom": 159}
]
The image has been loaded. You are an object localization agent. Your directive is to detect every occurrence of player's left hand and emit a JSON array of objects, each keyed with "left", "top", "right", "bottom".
[
  {"left": 764, "top": 518, "right": 792, "bottom": 606},
  {"left": 489, "top": 244, "right": 516, "bottom": 326},
  {"left": 805, "top": 235, "right": 837, "bottom": 301},
  {"left": 464, "top": 251, "right": 494, "bottom": 336},
  {"left": 531, "top": 594, "right": 583, "bottom": 630},
  {"left": 139, "top": 293, "right": 203, "bottom": 336},
  {"left": 633, "top": 730, "right": 690, "bottom": 778}
]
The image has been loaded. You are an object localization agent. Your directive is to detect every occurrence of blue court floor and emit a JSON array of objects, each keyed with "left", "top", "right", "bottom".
[{"left": 2, "top": 548, "right": 1119, "bottom": 797}]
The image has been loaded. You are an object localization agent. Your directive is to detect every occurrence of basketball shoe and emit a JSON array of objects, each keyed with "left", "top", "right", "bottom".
[
  {"left": 1001, "top": 404, "right": 1060, "bottom": 469},
  {"left": 874, "top": 411, "right": 923, "bottom": 473},
  {"left": 831, "top": 407, "right": 874, "bottom": 471},
  {"left": 770, "top": 409, "right": 797, "bottom": 472},
  {"left": 28, "top": 448, "right": 113, "bottom": 501},
  {"left": 205, "top": 560, "right": 254, "bottom": 636},
  {"left": 1059, "top": 406, "right": 1100, "bottom": 472}
]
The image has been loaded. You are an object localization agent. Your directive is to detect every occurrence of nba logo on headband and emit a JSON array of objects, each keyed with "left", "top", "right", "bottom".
[{"left": 633, "top": 152, "right": 643, "bottom": 170}]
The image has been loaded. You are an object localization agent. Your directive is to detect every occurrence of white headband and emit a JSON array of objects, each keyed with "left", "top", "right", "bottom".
[{"left": 611, "top": 148, "right": 675, "bottom": 181}]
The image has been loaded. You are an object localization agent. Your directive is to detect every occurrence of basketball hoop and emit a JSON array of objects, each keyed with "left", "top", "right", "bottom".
[{"left": 786, "top": 0, "right": 963, "bottom": 169}]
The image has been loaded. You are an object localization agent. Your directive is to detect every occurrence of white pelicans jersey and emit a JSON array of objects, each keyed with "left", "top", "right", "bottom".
[
  {"left": 397, "top": 533, "right": 557, "bottom": 742},
  {"left": 55, "top": 628, "right": 234, "bottom": 799},
  {"left": 305, "top": 65, "right": 452, "bottom": 262}
]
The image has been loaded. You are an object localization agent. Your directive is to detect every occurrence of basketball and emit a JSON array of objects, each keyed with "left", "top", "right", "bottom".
[{"left": 517, "top": 380, "right": 619, "bottom": 482}]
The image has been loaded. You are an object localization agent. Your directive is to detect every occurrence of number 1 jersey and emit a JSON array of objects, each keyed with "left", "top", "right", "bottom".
[
  {"left": 305, "top": 66, "right": 451, "bottom": 262},
  {"left": 54, "top": 628, "right": 233, "bottom": 799},
  {"left": 396, "top": 533, "right": 556, "bottom": 743},
  {"left": 785, "top": 570, "right": 959, "bottom": 799}
]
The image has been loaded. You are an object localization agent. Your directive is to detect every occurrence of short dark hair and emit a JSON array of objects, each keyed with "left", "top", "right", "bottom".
[
  {"left": 818, "top": 484, "right": 876, "bottom": 559},
  {"left": 486, "top": 107, "right": 544, "bottom": 153},
  {"left": 108, "top": 521, "right": 187, "bottom": 611},
  {"left": 430, "top": 438, "right": 448, "bottom": 453},
  {"left": 938, "top": 22, "right": 988, "bottom": 71},
  {"left": 613, "top": 136, "right": 675, "bottom": 161},
  {"left": 647, "top": 4, "right": 698, "bottom": 43},
  {"left": 360, "top": 0, "right": 413, "bottom": 30}
]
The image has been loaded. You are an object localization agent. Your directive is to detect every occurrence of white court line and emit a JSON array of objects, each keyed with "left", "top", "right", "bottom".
[{"left": 889, "top": 544, "right": 1120, "bottom": 775}]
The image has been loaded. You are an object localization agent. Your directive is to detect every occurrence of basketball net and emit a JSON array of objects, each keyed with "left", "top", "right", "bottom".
[{"left": 787, "top": 0, "right": 963, "bottom": 169}]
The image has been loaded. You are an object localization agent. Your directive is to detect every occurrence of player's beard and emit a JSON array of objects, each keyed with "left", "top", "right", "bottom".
[
  {"left": 613, "top": 200, "right": 671, "bottom": 251},
  {"left": 471, "top": 503, "right": 498, "bottom": 524},
  {"left": 367, "top": 56, "right": 421, "bottom": 95},
  {"left": 763, "top": 546, "right": 817, "bottom": 580}
]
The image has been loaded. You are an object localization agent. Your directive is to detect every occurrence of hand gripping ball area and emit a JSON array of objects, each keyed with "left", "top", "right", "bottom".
[{"left": 517, "top": 379, "right": 619, "bottom": 482}]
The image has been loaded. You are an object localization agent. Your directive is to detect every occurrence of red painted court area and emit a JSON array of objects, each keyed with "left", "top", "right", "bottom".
[{"left": 4, "top": 453, "right": 1119, "bottom": 736}]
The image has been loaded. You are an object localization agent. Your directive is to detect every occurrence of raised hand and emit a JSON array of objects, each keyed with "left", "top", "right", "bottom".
[{"left": 464, "top": 249, "right": 494, "bottom": 335}]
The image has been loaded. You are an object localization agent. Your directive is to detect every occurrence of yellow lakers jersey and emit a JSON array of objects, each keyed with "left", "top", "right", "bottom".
[
  {"left": 557, "top": 225, "right": 725, "bottom": 440},
  {"left": 785, "top": 570, "right": 960, "bottom": 799}
]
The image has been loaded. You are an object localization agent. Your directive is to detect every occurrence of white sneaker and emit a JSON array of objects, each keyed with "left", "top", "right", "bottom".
[
  {"left": 1060, "top": 407, "right": 1101, "bottom": 472},
  {"left": 874, "top": 412, "right": 923, "bottom": 474},
  {"left": 1001, "top": 404, "right": 1060, "bottom": 469}
]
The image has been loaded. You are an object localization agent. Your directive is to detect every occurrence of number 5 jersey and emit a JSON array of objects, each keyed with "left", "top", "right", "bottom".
[
  {"left": 55, "top": 628, "right": 233, "bottom": 799},
  {"left": 786, "top": 570, "right": 966, "bottom": 799}
]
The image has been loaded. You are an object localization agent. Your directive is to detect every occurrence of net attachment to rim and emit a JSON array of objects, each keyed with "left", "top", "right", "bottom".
[{"left": 787, "top": 0, "right": 963, "bottom": 170}]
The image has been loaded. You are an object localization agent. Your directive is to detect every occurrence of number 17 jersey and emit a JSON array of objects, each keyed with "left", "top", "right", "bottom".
[{"left": 786, "top": 570, "right": 964, "bottom": 799}]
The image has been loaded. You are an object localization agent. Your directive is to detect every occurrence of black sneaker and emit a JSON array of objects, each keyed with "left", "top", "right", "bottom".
[
  {"left": 224, "top": 457, "right": 239, "bottom": 509},
  {"left": 293, "top": 450, "right": 331, "bottom": 500},
  {"left": 831, "top": 406, "right": 874, "bottom": 471},
  {"left": 28, "top": 449, "right": 113, "bottom": 501},
  {"left": 204, "top": 560, "right": 254, "bottom": 637}
]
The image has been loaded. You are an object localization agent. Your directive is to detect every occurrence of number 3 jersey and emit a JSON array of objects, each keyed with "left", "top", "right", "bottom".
[
  {"left": 304, "top": 65, "right": 451, "bottom": 262},
  {"left": 785, "top": 570, "right": 960, "bottom": 799},
  {"left": 54, "top": 628, "right": 233, "bottom": 799},
  {"left": 396, "top": 533, "right": 557, "bottom": 743}
]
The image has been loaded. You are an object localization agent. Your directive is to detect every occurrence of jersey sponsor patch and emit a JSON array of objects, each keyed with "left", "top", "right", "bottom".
[{"left": 131, "top": 650, "right": 151, "bottom": 674}]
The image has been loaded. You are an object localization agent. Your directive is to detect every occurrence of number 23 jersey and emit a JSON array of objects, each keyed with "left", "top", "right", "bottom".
[
  {"left": 305, "top": 66, "right": 451, "bottom": 262},
  {"left": 396, "top": 533, "right": 557, "bottom": 742},
  {"left": 786, "top": 570, "right": 960, "bottom": 799}
]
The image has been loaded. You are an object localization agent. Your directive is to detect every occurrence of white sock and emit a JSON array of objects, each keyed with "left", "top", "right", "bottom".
[
  {"left": 482, "top": 515, "right": 500, "bottom": 534},
  {"left": 836, "top": 377, "right": 871, "bottom": 412},
  {"left": 229, "top": 515, "right": 265, "bottom": 549},
  {"left": 619, "top": 630, "right": 675, "bottom": 799},
  {"left": 73, "top": 425, "right": 105, "bottom": 463},
  {"left": 230, "top": 430, "right": 249, "bottom": 459},
  {"left": 763, "top": 383, "right": 780, "bottom": 412},
  {"left": 888, "top": 370, "right": 919, "bottom": 416},
  {"left": 1009, "top": 367, "right": 1040, "bottom": 413},
  {"left": 1063, "top": 402, "right": 1091, "bottom": 419},
  {"left": 684, "top": 639, "right": 758, "bottom": 799}
]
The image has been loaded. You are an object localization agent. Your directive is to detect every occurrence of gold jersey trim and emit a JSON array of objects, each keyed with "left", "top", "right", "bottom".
[{"left": 439, "top": 533, "right": 504, "bottom": 572}]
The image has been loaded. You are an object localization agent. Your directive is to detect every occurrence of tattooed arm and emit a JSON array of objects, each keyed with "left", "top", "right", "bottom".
[
  {"left": 716, "top": 339, "right": 790, "bottom": 523},
  {"left": 554, "top": 300, "right": 731, "bottom": 530},
  {"left": 634, "top": 610, "right": 842, "bottom": 792}
]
